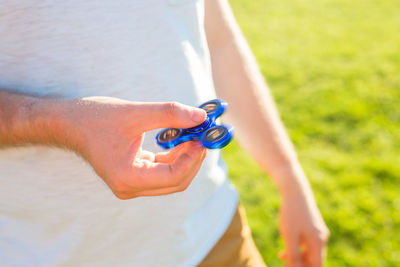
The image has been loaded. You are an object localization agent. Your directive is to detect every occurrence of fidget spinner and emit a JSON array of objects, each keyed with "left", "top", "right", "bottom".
[{"left": 156, "top": 99, "right": 234, "bottom": 149}]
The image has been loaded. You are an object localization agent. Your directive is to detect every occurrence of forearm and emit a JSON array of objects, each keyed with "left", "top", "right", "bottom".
[
  {"left": 211, "top": 46, "right": 308, "bottom": 192},
  {"left": 0, "top": 90, "right": 72, "bottom": 149},
  {"left": 206, "top": 2, "right": 311, "bottom": 194}
]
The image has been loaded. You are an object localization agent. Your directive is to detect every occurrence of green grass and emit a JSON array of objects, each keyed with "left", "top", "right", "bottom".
[{"left": 224, "top": 0, "right": 400, "bottom": 266}]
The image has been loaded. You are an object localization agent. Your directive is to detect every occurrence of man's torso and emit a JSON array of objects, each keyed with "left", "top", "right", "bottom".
[{"left": 0, "top": 1, "right": 238, "bottom": 266}]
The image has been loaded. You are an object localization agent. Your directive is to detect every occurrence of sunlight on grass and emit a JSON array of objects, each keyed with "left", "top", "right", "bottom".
[{"left": 225, "top": 0, "right": 400, "bottom": 266}]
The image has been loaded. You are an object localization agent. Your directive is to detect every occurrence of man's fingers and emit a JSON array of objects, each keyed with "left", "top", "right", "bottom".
[
  {"left": 154, "top": 143, "right": 187, "bottom": 163},
  {"left": 137, "top": 150, "right": 155, "bottom": 161},
  {"left": 281, "top": 233, "right": 328, "bottom": 267},
  {"left": 135, "top": 102, "right": 206, "bottom": 131},
  {"left": 131, "top": 142, "right": 205, "bottom": 189},
  {"left": 283, "top": 233, "right": 302, "bottom": 267},
  {"left": 305, "top": 238, "right": 326, "bottom": 267},
  {"left": 127, "top": 148, "right": 207, "bottom": 197}
]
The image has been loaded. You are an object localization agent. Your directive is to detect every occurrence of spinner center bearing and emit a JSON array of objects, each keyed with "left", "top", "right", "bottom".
[{"left": 185, "top": 117, "right": 211, "bottom": 133}]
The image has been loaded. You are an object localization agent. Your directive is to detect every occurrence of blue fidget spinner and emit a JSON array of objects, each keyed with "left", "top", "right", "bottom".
[{"left": 156, "top": 99, "right": 234, "bottom": 149}]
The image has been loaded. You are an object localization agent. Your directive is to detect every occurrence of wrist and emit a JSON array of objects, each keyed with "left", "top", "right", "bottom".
[
  {"left": 270, "top": 162, "right": 313, "bottom": 199},
  {"left": 52, "top": 98, "right": 87, "bottom": 153}
]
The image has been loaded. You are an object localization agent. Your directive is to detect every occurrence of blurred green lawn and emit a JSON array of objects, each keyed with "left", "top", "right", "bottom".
[{"left": 224, "top": 0, "right": 400, "bottom": 266}]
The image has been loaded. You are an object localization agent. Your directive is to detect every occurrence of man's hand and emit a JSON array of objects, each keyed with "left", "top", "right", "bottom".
[
  {"left": 278, "top": 183, "right": 330, "bottom": 267},
  {"left": 65, "top": 97, "right": 207, "bottom": 199},
  {"left": 0, "top": 92, "right": 207, "bottom": 199}
]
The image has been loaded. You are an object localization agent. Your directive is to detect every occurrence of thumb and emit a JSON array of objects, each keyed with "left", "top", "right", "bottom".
[{"left": 137, "top": 102, "right": 207, "bottom": 131}]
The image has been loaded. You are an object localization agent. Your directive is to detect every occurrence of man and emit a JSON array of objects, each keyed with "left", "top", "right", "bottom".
[{"left": 0, "top": 0, "right": 329, "bottom": 266}]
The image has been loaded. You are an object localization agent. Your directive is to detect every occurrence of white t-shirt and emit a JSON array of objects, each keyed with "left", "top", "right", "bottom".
[{"left": 0, "top": 1, "right": 238, "bottom": 266}]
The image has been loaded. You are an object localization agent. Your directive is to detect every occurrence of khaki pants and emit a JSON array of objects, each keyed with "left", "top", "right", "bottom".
[{"left": 198, "top": 205, "right": 267, "bottom": 267}]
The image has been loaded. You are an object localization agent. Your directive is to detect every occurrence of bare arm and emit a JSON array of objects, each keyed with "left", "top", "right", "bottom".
[
  {"left": 205, "top": 0, "right": 329, "bottom": 266},
  {"left": 205, "top": 1, "right": 302, "bottom": 190},
  {"left": 0, "top": 91, "right": 68, "bottom": 148},
  {"left": 0, "top": 90, "right": 207, "bottom": 199}
]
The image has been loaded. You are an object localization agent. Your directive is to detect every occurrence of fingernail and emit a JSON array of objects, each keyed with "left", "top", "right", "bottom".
[{"left": 191, "top": 108, "right": 206, "bottom": 123}]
